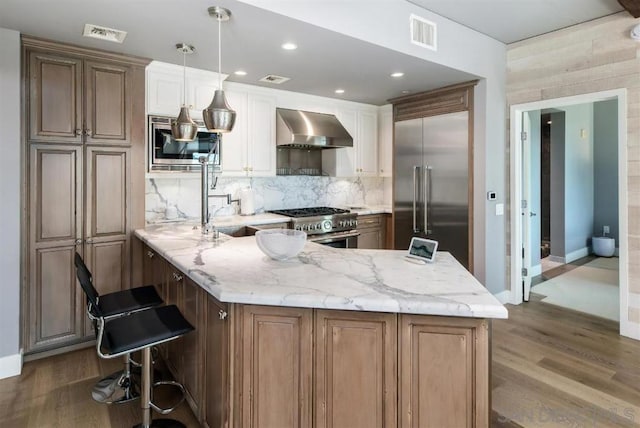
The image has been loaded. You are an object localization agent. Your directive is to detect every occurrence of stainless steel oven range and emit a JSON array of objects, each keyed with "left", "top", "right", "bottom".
[{"left": 269, "top": 207, "right": 359, "bottom": 248}]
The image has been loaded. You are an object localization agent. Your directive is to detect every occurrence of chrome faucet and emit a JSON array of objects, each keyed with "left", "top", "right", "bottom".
[{"left": 199, "top": 156, "right": 240, "bottom": 234}]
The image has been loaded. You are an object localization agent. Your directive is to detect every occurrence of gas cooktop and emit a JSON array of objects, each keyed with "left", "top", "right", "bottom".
[{"left": 269, "top": 207, "right": 350, "bottom": 218}]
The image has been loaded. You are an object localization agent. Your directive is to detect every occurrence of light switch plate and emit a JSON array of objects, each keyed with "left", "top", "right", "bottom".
[{"left": 495, "top": 203, "right": 504, "bottom": 216}]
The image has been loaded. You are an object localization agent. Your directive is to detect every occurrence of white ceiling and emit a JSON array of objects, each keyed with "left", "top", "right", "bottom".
[
  {"left": 0, "top": 0, "right": 627, "bottom": 105},
  {"left": 408, "top": 0, "right": 624, "bottom": 43}
]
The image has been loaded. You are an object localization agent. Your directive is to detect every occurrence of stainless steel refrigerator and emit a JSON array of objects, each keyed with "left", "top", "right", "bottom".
[{"left": 393, "top": 111, "right": 470, "bottom": 268}]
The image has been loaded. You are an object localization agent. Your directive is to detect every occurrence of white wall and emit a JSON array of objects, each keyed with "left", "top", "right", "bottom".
[
  {"left": 0, "top": 27, "right": 22, "bottom": 377},
  {"left": 238, "top": 0, "right": 508, "bottom": 292},
  {"left": 593, "top": 100, "right": 619, "bottom": 244},
  {"left": 563, "top": 104, "right": 595, "bottom": 256}
]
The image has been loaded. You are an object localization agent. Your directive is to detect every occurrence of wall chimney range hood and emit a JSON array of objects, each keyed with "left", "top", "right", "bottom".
[{"left": 276, "top": 108, "right": 353, "bottom": 149}]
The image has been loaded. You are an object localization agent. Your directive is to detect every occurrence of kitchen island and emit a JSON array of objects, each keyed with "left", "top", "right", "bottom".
[{"left": 135, "top": 224, "right": 507, "bottom": 428}]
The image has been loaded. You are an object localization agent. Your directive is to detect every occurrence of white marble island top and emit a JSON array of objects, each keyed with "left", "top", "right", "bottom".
[{"left": 135, "top": 224, "right": 508, "bottom": 319}]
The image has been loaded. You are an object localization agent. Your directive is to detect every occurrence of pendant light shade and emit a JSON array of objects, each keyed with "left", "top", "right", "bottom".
[
  {"left": 171, "top": 43, "right": 199, "bottom": 141},
  {"left": 203, "top": 6, "right": 236, "bottom": 133}
]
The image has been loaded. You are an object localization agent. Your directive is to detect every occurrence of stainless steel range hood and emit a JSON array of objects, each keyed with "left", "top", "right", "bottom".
[{"left": 276, "top": 108, "right": 353, "bottom": 148}]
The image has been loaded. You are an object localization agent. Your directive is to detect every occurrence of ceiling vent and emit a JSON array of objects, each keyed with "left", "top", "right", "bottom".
[
  {"left": 259, "top": 74, "right": 291, "bottom": 84},
  {"left": 410, "top": 14, "right": 437, "bottom": 51},
  {"left": 82, "top": 24, "right": 127, "bottom": 43}
]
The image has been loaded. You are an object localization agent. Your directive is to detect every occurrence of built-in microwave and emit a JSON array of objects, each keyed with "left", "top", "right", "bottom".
[{"left": 148, "top": 115, "right": 221, "bottom": 172}]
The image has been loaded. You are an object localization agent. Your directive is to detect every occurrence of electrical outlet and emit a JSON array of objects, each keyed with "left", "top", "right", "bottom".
[{"left": 603, "top": 225, "right": 610, "bottom": 234}]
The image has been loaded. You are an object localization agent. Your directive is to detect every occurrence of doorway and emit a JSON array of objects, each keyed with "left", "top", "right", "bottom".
[{"left": 510, "top": 89, "right": 629, "bottom": 335}]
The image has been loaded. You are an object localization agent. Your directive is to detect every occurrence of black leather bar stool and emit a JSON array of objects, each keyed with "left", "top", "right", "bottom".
[
  {"left": 75, "top": 253, "right": 164, "bottom": 404},
  {"left": 76, "top": 258, "right": 194, "bottom": 428}
]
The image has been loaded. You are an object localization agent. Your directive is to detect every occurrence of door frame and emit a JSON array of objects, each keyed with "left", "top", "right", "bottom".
[{"left": 509, "top": 89, "right": 629, "bottom": 335}]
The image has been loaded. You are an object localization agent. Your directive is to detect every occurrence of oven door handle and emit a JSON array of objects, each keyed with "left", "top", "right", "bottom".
[{"left": 308, "top": 231, "right": 360, "bottom": 244}]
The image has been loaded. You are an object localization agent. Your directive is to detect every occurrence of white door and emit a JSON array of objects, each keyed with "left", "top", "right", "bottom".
[{"left": 522, "top": 112, "right": 533, "bottom": 301}]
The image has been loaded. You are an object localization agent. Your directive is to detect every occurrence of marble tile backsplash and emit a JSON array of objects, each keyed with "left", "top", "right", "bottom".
[{"left": 146, "top": 175, "right": 392, "bottom": 223}]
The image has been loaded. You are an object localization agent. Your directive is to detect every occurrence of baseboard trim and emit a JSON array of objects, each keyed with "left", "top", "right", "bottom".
[
  {"left": 566, "top": 247, "right": 590, "bottom": 264},
  {"left": 530, "top": 264, "right": 542, "bottom": 277},
  {"left": 548, "top": 255, "right": 565, "bottom": 264},
  {"left": 494, "top": 290, "right": 512, "bottom": 305},
  {"left": 0, "top": 350, "right": 22, "bottom": 380}
]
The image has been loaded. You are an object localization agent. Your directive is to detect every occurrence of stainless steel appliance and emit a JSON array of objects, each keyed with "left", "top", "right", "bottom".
[
  {"left": 275, "top": 108, "right": 353, "bottom": 177},
  {"left": 269, "top": 207, "right": 359, "bottom": 248},
  {"left": 148, "top": 115, "right": 221, "bottom": 172},
  {"left": 394, "top": 111, "right": 470, "bottom": 268}
]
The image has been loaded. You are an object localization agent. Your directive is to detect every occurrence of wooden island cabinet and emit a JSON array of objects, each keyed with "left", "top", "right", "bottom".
[{"left": 141, "top": 242, "right": 491, "bottom": 428}]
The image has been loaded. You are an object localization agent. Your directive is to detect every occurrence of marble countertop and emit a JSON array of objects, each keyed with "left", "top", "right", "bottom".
[{"left": 135, "top": 224, "right": 507, "bottom": 319}]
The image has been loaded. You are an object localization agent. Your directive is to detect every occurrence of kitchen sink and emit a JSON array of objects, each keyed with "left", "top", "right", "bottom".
[{"left": 215, "top": 225, "right": 259, "bottom": 237}]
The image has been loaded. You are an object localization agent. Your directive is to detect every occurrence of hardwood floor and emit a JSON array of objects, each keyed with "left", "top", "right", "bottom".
[
  {"left": 2, "top": 298, "right": 638, "bottom": 428},
  {"left": 492, "top": 296, "right": 640, "bottom": 427},
  {"left": 0, "top": 347, "right": 200, "bottom": 427}
]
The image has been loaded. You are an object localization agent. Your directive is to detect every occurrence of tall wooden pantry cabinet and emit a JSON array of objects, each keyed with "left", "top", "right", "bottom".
[{"left": 22, "top": 36, "right": 149, "bottom": 355}]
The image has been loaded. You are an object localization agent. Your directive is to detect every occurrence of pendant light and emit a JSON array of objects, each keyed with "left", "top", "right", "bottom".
[
  {"left": 202, "top": 6, "right": 236, "bottom": 133},
  {"left": 171, "top": 43, "right": 199, "bottom": 141}
]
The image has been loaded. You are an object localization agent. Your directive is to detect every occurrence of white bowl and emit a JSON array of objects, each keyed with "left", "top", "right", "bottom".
[{"left": 255, "top": 229, "right": 307, "bottom": 260}]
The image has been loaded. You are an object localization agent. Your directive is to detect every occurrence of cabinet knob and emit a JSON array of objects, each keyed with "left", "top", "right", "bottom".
[
  {"left": 173, "top": 272, "right": 183, "bottom": 282},
  {"left": 249, "top": 167, "right": 253, "bottom": 172},
  {"left": 74, "top": 129, "right": 82, "bottom": 137},
  {"left": 218, "top": 309, "right": 228, "bottom": 320},
  {"left": 84, "top": 129, "right": 92, "bottom": 137},
  {"left": 147, "top": 250, "right": 155, "bottom": 259},
  {"left": 74, "top": 239, "right": 83, "bottom": 245}
]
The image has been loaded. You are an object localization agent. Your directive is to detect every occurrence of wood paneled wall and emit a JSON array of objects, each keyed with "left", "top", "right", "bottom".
[{"left": 506, "top": 12, "right": 640, "bottom": 329}]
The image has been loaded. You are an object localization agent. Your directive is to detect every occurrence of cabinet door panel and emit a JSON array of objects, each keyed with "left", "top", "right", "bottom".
[
  {"left": 220, "top": 90, "right": 248, "bottom": 176},
  {"left": 241, "top": 305, "right": 312, "bottom": 428},
  {"left": 358, "top": 110, "right": 378, "bottom": 176},
  {"left": 147, "top": 67, "right": 184, "bottom": 116},
  {"left": 85, "top": 61, "right": 131, "bottom": 145},
  {"left": 28, "top": 52, "right": 83, "bottom": 143},
  {"left": 315, "top": 310, "right": 397, "bottom": 428},
  {"left": 247, "top": 94, "right": 276, "bottom": 176},
  {"left": 29, "top": 246, "right": 83, "bottom": 350},
  {"left": 399, "top": 315, "right": 489, "bottom": 428},
  {"left": 378, "top": 106, "right": 393, "bottom": 177},
  {"left": 204, "top": 295, "right": 230, "bottom": 428},
  {"left": 182, "top": 278, "right": 203, "bottom": 417},
  {"left": 85, "top": 147, "right": 130, "bottom": 239},
  {"left": 30, "top": 145, "right": 83, "bottom": 244}
]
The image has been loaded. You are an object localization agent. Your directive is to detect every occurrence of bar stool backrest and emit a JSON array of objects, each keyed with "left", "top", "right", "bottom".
[{"left": 74, "top": 252, "right": 103, "bottom": 318}]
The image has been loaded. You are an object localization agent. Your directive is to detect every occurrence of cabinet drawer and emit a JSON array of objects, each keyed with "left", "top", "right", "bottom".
[{"left": 357, "top": 214, "right": 382, "bottom": 228}]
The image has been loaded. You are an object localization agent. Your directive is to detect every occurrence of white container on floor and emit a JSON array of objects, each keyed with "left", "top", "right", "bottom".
[{"left": 592, "top": 237, "right": 615, "bottom": 257}]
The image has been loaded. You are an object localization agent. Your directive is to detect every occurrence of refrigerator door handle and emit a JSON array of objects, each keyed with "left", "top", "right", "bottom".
[
  {"left": 424, "top": 165, "right": 432, "bottom": 235},
  {"left": 413, "top": 165, "right": 420, "bottom": 233}
]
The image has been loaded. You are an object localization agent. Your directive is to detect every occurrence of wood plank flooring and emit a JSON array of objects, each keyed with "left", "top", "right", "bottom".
[
  {"left": 493, "top": 296, "right": 640, "bottom": 427},
  {"left": 1, "top": 298, "right": 638, "bottom": 428},
  {"left": 0, "top": 348, "right": 200, "bottom": 427}
]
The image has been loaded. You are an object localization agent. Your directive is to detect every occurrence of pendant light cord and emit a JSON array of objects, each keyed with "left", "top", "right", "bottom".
[
  {"left": 182, "top": 49, "right": 187, "bottom": 106},
  {"left": 218, "top": 15, "right": 222, "bottom": 91}
]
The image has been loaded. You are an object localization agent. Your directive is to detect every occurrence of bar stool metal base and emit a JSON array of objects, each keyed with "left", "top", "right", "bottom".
[{"left": 92, "top": 370, "right": 139, "bottom": 404}]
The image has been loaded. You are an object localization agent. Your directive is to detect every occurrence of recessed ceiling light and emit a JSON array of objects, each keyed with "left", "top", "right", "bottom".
[
  {"left": 391, "top": 72, "right": 405, "bottom": 78},
  {"left": 234, "top": 70, "right": 247, "bottom": 76},
  {"left": 281, "top": 42, "right": 298, "bottom": 50},
  {"left": 402, "top": 90, "right": 410, "bottom": 94},
  {"left": 335, "top": 89, "right": 345, "bottom": 94}
]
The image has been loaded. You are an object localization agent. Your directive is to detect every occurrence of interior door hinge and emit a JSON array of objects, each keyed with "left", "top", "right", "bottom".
[
  {"left": 522, "top": 267, "right": 528, "bottom": 277},
  {"left": 521, "top": 131, "right": 527, "bottom": 141}
]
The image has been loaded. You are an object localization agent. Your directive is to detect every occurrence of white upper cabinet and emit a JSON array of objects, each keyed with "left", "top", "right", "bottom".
[
  {"left": 357, "top": 110, "right": 378, "bottom": 177},
  {"left": 146, "top": 61, "right": 224, "bottom": 119},
  {"left": 219, "top": 86, "right": 276, "bottom": 177},
  {"left": 324, "top": 107, "right": 378, "bottom": 177},
  {"left": 378, "top": 104, "right": 393, "bottom": 177}
]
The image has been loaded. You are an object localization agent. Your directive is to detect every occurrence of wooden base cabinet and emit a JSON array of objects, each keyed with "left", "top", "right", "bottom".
[
  {"left": 399, "top": 315, "right": 490, "bottom": 428},
  {"left": 357, "top": 214, "right": 387, "bottom": 249},
  {"left": 314, "top": 310, "right": 397, "bottom": 428},
  {"left": 140, "top": 244, "right": 491, "bottom": 428}
]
